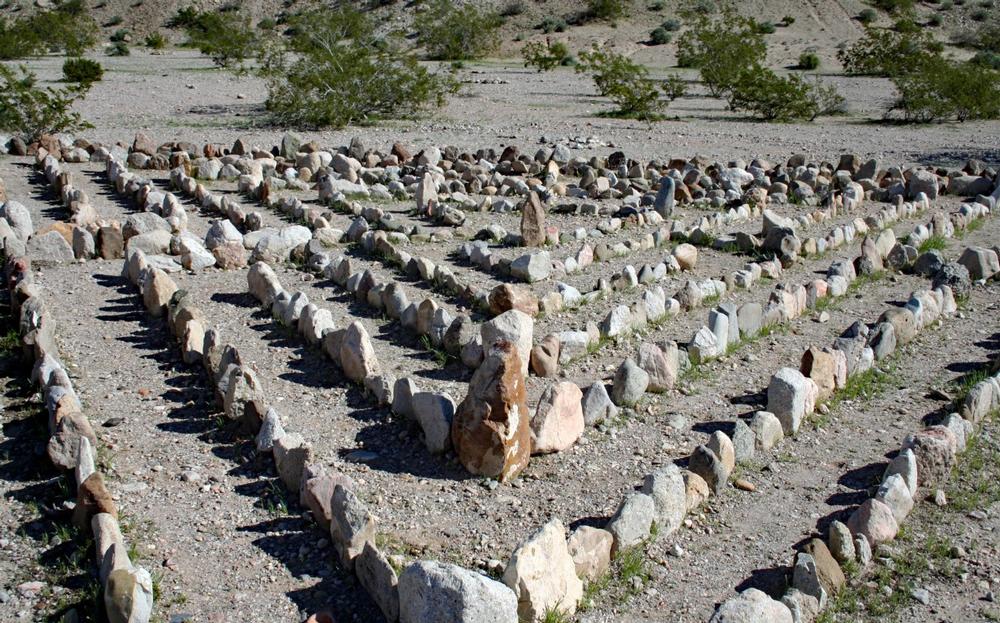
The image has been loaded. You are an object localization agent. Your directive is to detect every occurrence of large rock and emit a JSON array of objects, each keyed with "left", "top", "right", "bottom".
[
  {"left": 451, "top": 340, "right": 532, "bottom": 481},
  {"left": 640, "top": 464, "right": 686, "bottom": 536},
  {"left": 330, "top": 484, "right": 376, "bottom": 570},
  {"left": 248, "top": 262, "right": 283, "bottom": 306},
  {"left": 502, "top": 518, "right": 583, "bottom": 621},
  {"left": 566, "top": 526, "right": 612, "bottom": 583},
  {"left": 581, "top": 381, "right": 617, "bottom": 426},
  {"left": 340, "top": 321, "right": 380, "bottom": 384},
  {"left": 958, "top": 246, "right": 999, "bottom": 281},
  {"left": 610, "top": 358, "right": 649, "bottom": 406},
  {"left": 847, "top": 498, "right": 898, "bottom": 545},
  {"left": 399, "top": 561, "right": 518, "bottom": 623},
  {"left": 766, "top": 368, "right": 817, "bottom": 435},
  {"left": 489, "top": 284, "right": 539, "bottom": 317},
  {"left": 606, "top": 492, "right": 655, "bottom": 554},
  {"left": 520, "top": 192, "right": 546, "bottom": 247},
  {"left": 637, "top": 341, "right": 678, "bottom": 392},
  {"left": 901, "top": 426, "right": 957, "bottom": 486},
  {"left": 510, "top": 251, "right": 551, "bottom": 283},
  {"left": 481, "top": 310, "right": 533, "bottom": 377},
  {"left": 356, "top": 543, "right": 400, "bottom": 623},
  {"left": 801, "top": 538, "right": 846, "bottom": 596},
  {"left": 709, "top": 588, "right": 794, "bottom": 623},
  {"left": 104, "top": 566, "right": 154, "bottom": 623},
  {"left": 530, "top": 382, "right": 584, "bottom": 454}
]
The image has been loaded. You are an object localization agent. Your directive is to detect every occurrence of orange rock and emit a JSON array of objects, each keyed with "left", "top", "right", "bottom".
[
  {"left": 488, "top": 283, "right": 538, "bottom": 317},
  {"left": 451, "top": 340, "right": 532, "bottom": 482}
]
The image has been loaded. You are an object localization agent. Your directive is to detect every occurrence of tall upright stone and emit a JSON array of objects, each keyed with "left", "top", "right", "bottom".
[{"left": 520, "top": 191, "right": 546, "bottom": 247}]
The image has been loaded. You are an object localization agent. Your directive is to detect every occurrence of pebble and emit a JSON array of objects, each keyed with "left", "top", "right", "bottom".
[
  {"left": 103, "top": 417, "right": 125, "bottom": 427},
  {"left": 933, "top": 489, "right": 947, "bottom": 506},
  {"left": 734, "top": 478, "right": 756, "bottom": 492}
]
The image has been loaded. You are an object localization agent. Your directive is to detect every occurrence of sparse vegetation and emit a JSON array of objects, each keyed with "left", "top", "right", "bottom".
[
  {"left": 144, "top": 31, "right": 167, "bottom": 49},
  {"left": 523, "top": 39, "right": 571, "bottom": 71},
  {"left": 918, "top": 234, "right": 948, "bottom": 253},
  {"left": 107, "top": 41, "right": 130, "bottom": 56},
  {"left": 650, "top": 26, "right": 672, "bottom": 44},
  {"left": 577, "top": 46, "right": 684, "bottom": 119},
  {"left": 183, "top": 9, "right": 258, "bottom": 68},
  {"left": 62, "top": 57, "right": 103, "bottom": 84},
  {"left": 414, "top": 0, "right": 502, "bottom": 60},
  {"left": 798, "top": 51, "right": 821, "bottom": 70},
  {"left": 0, "top": 1, "right": 99, "bottom": 59},
  {"left": 588, "top": 0, "right": 631, "bottom": 21},
  {"left": 261, "top": 6, "right": 459, "bottom": 129},
  {"left": 539, "top": 16, "right": 568, "bottom": 33},
  {"left": 0, "top": 64, "right": 91, "bottom": 141}
]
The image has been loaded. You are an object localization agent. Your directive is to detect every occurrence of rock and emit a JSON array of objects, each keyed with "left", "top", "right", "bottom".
[
  {"left": 520, "top": 192, "right": 546, "bottom": 247},
  {"left": 706, "top": 431, "right": 736, "bottom": 474},
  {"left": 654, "top": 176, "right": 675, "bottom": 218},
  {"left": 481, "top": 310, "right": 533, "bottom": 378},
  {"left": 600, "top": 305, "right": 632, "bottom": 339},
  {"left": 878, "top": 308, "right": 916, "bottom": 345},
  {"left": 223, "top": 365, "right": 267, "bottom": 428},
  {"left": 529, "top": 335, "right": 560, "bottom": 377},
  {"left": 868, "top": 322, "right": 896, "bottom": 361},
  {"left": 566, "top": 526, "right": 612, "bottom": 583},
  {"left": 875, "top": 473, "right": 914, "bottom": 524},
  {"left": 828, "top": 520, "right": 856, "bottom": 565},
  {"left": 854, "top": 534, "right": 872, "bottom": 567},
  {"left": 802, "top": 538, "right": 846, "bottom": 596},
  {"left": 781, "top": 589, "right": 821, "bottom": 623},
  {"left": 750, "top": 411, "right": 783, "bottom": 451},
  {"left": 883, "top": 448, "right": 918, "bottom": 497},
  {"left": 641, "top": 464, "right": 686, "bottom": 536},
  {"left": 731, "top": 419, "right": 755, "bottom": 463},
  {"left": 274, "top": 433, "right": 312, "bottom": 492},
  {"left": 611, "top": 358, "right": 649, "bottom": 406},
  {"left": 399, "top": 561, "right": 518, "bottom": 623},
  {"left": 255, "top": 407, "right": 285, "bottom": 452},
  {"left": 907, "top": 169, "right": 938, "bottom": 200},
  {"left": 709, "top": 588, "right": 794, "bottom": 623},
  {"left": 792, "top": 553, "right": 826, "bottom": 608},
  {"left": 73, "top": 472, "right": 116, "bottom": 529},
  {"left": 451, "top": 340, "right": 532, "bottom": 482},
  {"left": 688, "top": 326, "right": 720, "bottom": 365},
  {"left": 606, "top": 492, "right": 655, "bottom": 554},
  {"left": 689, "top": 445, "right": 728, "bottom": 494},
  {"left": 958, "top": 246, "right": 999, "bottom": 281},
  {"left": 212, "top": 241, "right": 248, "bottom": 269},
  {"left": 355, "top": 543, "right": 400, "bottom": 623},
  {"left": 104, "top": 567, "right": 154, "bottom": 623},
  {"left": 28, "top": 231, "right": 74, "bottom": 262},
  {"left": 637, "top": 341, "right": 678, "bottom": 392},
  {"left": 847, "top": 498, "right": 898, "bottom": 545},
  {"left": 530, "top": 382, "right": 584, "bottom": 454},
  {"left": 673, "top": 243, "right": 698, "bottom": 270},
  {"left": 248, "top": 262, "right": 283, "bottom": 306},
  {"left": 901, "top": 426, "right": 957, "bottom": 486},
  {"left": 502, "top": 518, "right": 583, "bottom": 621},
  {"left": 800, "top": 347, "right": 838, "bottom": 402},
  {"left": 330, "top": 485, "right": 376, "bottom": 570},
  {"left": 340, "top": 321, "right": 380, "bottom": 384},
  {"left": 300, "top": 468, "right": 355, "bottom": 532},
  {"left": 489, "top": 284, "right": 539, "bottom": 317},
  {"left": 581, "top": 382, "right": 617, "bottom": 426},
  {"left": 767, "top": 368, "right": 817, "bottom": 435},
  {"left": 510, "top": 251, "right": 551, "bottom": 283},
  {"left": 412, "top": 392, "right": 456, "bottom": 454},
  {"left": 141, "top": 269, "right": 177, "bottom": 318},
  {"left": 682, "top": 470, "right": 710, "bottom": 511}
]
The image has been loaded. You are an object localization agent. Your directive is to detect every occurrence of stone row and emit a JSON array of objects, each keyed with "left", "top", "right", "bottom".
[
  {"left": 4, "top": 255, "right": 154, "bottom": 623},
  {"left": 710, "top": 349, "right": 997, "bottom": 622},
  {"left": 119, "top": 244, "right": 525, "bottom": 623}
]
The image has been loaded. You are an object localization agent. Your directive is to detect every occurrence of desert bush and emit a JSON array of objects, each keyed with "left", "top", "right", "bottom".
[
  {"left": 888, "top": 56, "right": 1000, "bottom": 121},
  {"left": 838, "top": 28, "right": 939, "bottom": 76},
  {"left": 260, "top": 6, "right": 458, "bottom": 128},
  {"left": 873, "top": 0, "right": 914, "bottom": 13},
  {"left": 63, "top": 57, "right": 103, "bottom": 84},
  {"left": 894, "top": 17, "right": 920, "bottom": 32},
  {"left": 805, "top": 79, "right": 848, "bottom": 118},
  {"left": 522, "top": 39, "right": 570, "bottom": 71},
  {"left": 0, "top": 1, "right": 98, "bottom": 59},
  {"left": 110, "top": 28, "right": 130, "bottom": 42},
  {"left": 107, "top": 41, "right": 129, "bottom": 56},
  {"left": 105, "top": 15, "right": 124, "bottom": 27},
  {"left": 588, "top": 0, "right": 630, "bottom": 20},
  {"left": 167, "top": 7, "right": 200, "bottom": 29},
  {"left": 781, "top": 15, "right": 796, "bottom": 25},
  {"left": 576, "top": 46, "right": 674, "bottom": 118},
  {"left": 858, "top": 8, "right": 878, "bottom": 23},
  {"left": 757, "top": 20, "right": 776, "bottom": 34},
  {"left": 952, "top": 17, "right": 1000, "bottom": 51},
  {"left": 145, "top": 32, "right": 167, "bottom": 49},
  {"left": 184, "top": 10, "right": 258, "bottom": 68},
  {"left": 415, "top": 0, "right": 502, "bottom": 60},
  {"left": 539, "top": 16, "right": 568, "bottom": 33},
  {"left": 649, "top": 0, "right": 666, "bottom": 11},
  {"left": 797, "top": 51, "right": 820, "bottom": 69},
  {"left": 688, "top": 0, "right": 716, "bottom": 15},
  {"left": 725, "top": 65, "right": 816, "bottom": 120},
  {"left": 650, "top": 26, "right": 672, "bottom": 44},
  {"left": 971, "top": 8, "right": 988, "bottom": 20},
  {"left": 972, "top": 50, "right": 1000, "bottom": 68},
  {"left": 661, "top": 18, "right": 682, "bottom": 30},
  {"left": 0, "top": 64, "right": 91, "bottom": 141},
  {"left": 500, "top": 1, "right": 525, "bottom": 17},
  {"left": 257, "top": 17, "right": 277, "bottom": 30},
  {"left": 676, "top": 10, "right": 766, "bottom": 96},
  {"left": 927, "top": 14, "right": 943, "bottom": 26},
  {"left": 662, "top": 73, "right": 688, "bottom": 101}
]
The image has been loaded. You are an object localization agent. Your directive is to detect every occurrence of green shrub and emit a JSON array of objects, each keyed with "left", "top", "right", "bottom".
[
  {"left": 588, "top": 0, "right": 630, "bottom": 20},
  {"left": 184, "top": 10, "right": 258, "bottom": 68},
  {"left": 167, "top": 7, "right": 200, "bottom": 29},
  {"left": 415, "top": 0, "right": 502, "bottom": 60},
  {"left": 726, "top": 65, "right": 815, "bottom": 120},
  {"left": 650, "top": 26, "right": 672, "bottom": 44},
  {"left": 107, "top": 41, "right": 129, "bottom": 56},
  {"left": 649, "top": 0, "right": 666, "bottom": 11},
  {"left": 500, "top": 1, "right": 525, "bottom": 17},
  {"left": 953, "top": 17, "right": 1000, "bottom": 52},
  {"left": 539, "top": 16, "right": 568, "bottom": 33},
  {"left": 110, "top": 28, "right": 130, "bottom": 42},
  {"left": 676, "top": 10, "right": 767, "bottom": 96},
  {"left": 797, "top": 51, "right": 820, "bottom": 69},
  {"left": 940, "top": 0, "right": 953, "bottom": 8},
  {"left": 257, "top": 17, "right": 276, "bottom": 30},
  {"left": 888, "top": 57, "right": 1000, "bottom": 121},
  {"left": 858, "top": 8, "right": 878, "bottom": 23},
  {"left": 145, "top": 32, "right": 167, "bottom": 49},
  {"left": 522, "top": 39, "right": 570, "bottom": 71},
  {"left": 662, "top": 73, "right": 688, "bottom": 101},
  {"left": 757, "top": 21, "right": 776, "bottom": 34},
  {"left": 838, "top": 28, "right": 939, "bottom": 76},
  {"left": 576, "top": 46, "right": 673, "bottom": 118},
  {"left": 0, "top": 2, "right": 98, "bottom": 59},
  {"left": 971, "top": 9, "right": 988, "bottom": 20},
  {"left": 894, "top": 17, "right": 920, "bottom": 32},
  {"left": 260, "top": 6, "right": 458, "bottom": 128},
  {"left": 971, "top": 50, "right": 1000, "bottom": 68},
  {"left": 63, "top": 57, "right": 103, "bottom": 84},
  {"left": 661, "top": 18, "right": 682, "bottom": 30},
  {"left": 928, "top": 14, "right": 943, "bottom": 26},
  {"left": 873, "top": 0, "right": 914, "bottom": 13},
  {"left": 0, "top": 64, "right": 91, "bottom": 141},
  {"left": 688, "top": 0, "right": 716, "bottom": 15},
  {"left": 105, "top": 15, "right": 124, "bottom": 27},
  {"left": 781, "top": 15, "right": 796, "bottom": 25}
]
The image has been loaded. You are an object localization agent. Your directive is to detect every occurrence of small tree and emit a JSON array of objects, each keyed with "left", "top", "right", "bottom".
[
  {"left": 837, "top": 28, "right": 939, "bottom": 76},
  {"left": 414, "top": 0, "right": 502, "bottom": 60},
  {"left": 576, "top": 46, "right": 676, "bottom": 119},
  {"left": 63, "top": 58, "right": 103, "bottom": 84},
  {"left": 0, "top": 1, "right": 98, "bottom": 59},
  {"left": 260, "top": 6, "right": 459, "bottom": 128},
  {"left": 588, "top": 0, "right": 630, "bottom": 21},
  {"left": 676, "top": 10, "right": 767, "bottom": 96},
  {"left": 0, "top": 65, "right": 91, "bottom": 141},
  {"left": 184, "top": 10, "right": 258, "bottom": 68},
  {"left": 523, "top": 39, "right": 570, "bottom": 71},
  {"left": 888, "top": 57, "right": 1000, "bottom": 121}
]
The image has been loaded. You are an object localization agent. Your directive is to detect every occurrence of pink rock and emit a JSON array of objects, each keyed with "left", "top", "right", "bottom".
[
  {"left": 530, "top": 382, "right": 584, "bottom": 454},
  {"left": 902, "top": 426, "right": 957, "bottom": 486},
  {"left": 300, "top": 467, "right": 356, "bottom": 532},
  {"left": 847, "top": 498, "right": 898, "bottom": 545}
]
